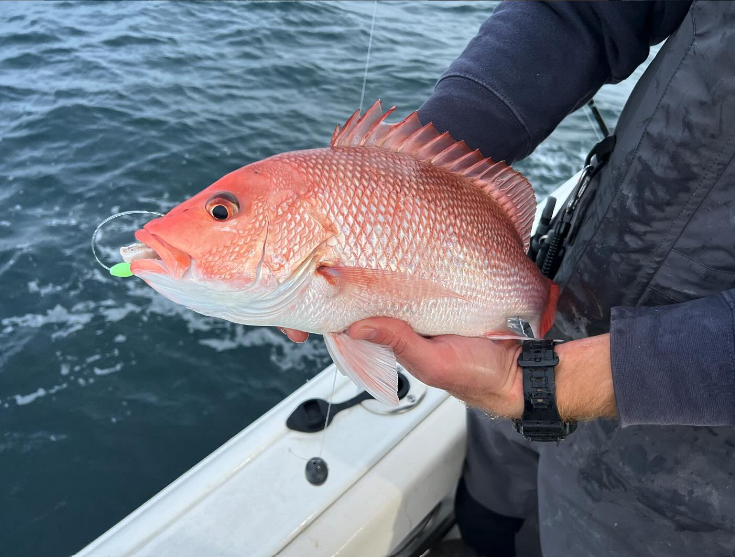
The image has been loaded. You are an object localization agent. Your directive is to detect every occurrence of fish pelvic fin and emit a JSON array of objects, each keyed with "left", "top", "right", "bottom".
[
  {"left": 330, "top": 100, "right": 536, "bottom": 251},
  {"left": 324, "top": 332, "right": 399, "bottom": 405}
]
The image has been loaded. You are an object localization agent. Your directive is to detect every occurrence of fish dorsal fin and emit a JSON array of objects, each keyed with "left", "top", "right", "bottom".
[{"left": 331, "top": 100, "right": 536, "bottom": 251}]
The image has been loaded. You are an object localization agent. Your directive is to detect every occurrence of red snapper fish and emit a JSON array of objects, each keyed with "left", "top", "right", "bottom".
[{"left": 122, "top": 101, "right": 558, "bottom": 405}]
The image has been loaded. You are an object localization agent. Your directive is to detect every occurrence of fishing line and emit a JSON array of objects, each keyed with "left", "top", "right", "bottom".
[
  {"left": 317, "top": 365, "right": 339, "bottom": 459},
  {"left": 358, "top": 0, "right": 378, "bottom": 113},
  {"left": 583, "top": 102, "right": 604, "bottom": 142},
  {"left": 287, "top": 447, "right": 310, "bottom": 462},
  {"left": 314, "top": 0, "right": 379, "bottom": 465},
  {"left": 91, "top": 210, "right": 164, "bottom": 270}
]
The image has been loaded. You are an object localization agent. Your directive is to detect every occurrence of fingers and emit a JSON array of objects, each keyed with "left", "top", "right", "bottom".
[
  {"left": 277, "top": 327, "right": 309, "bottom": 343},
  {"left": 347, "top": 317, "right": 425, "bottom": 358}
]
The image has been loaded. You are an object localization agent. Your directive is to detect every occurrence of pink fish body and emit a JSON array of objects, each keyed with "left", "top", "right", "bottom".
[{"left": 125, "top": 101, "right": 558, "bottom": 404}]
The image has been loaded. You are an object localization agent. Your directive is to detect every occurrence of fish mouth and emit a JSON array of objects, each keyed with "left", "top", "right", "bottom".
[{"left": 124, "top": 230, "right": 192, "bottom": 280}]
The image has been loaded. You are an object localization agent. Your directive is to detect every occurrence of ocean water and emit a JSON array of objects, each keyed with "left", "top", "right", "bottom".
[{"left": 0, "top": 2, "right": 658, "bottom": 555}]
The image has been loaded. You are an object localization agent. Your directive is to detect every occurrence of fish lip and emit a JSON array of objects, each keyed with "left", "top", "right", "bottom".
[{"left": 130, "top": 229, "right": 191, "bottom": 280}]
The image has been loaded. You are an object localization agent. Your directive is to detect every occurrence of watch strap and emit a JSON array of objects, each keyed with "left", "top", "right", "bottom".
[{"left": 512, "top": 339, "right": 577, "bottom": 442}]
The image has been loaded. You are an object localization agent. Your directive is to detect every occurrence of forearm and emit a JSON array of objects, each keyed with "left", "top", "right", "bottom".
[
  {"left": 419, "top": 1, "right": 690, "bottom": 163},
  {"left": 502, "top": 335, "right": 616, "bottom": 422},
  {"left": 554, "top": 335, "right": 616, "bottom": 422}
]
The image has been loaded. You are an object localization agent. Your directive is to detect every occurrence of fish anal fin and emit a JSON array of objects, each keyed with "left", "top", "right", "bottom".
[
  {"left": 317, "top": 266, "right": 467, "bottom": 302},
  {"left": 324, "top": 332, "right": 398, "bottom": 405}
]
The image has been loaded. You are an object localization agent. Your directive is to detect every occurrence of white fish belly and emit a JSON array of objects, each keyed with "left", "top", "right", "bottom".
[{"left": 280, "top": 272, "right": 544, "bottom": 337}]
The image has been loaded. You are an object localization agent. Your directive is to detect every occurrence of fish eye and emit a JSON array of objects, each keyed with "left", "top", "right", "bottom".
[
  {"left": 206, "top": 192, "right": 240, "bottom": 221},
  {"left": 212, "top": 205, "right": 229, "bottom": 220}
]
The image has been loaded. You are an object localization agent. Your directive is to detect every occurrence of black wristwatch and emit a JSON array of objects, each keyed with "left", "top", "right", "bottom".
[{"left": 512, "top": 339, "right": 577, "bottom": 442}]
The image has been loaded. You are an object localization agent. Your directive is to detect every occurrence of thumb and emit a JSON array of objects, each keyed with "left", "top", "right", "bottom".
[
  {"left": 346, "top": 317, "right": 449, "bottom": 384},
  {"left": 347, "top": 317, "right": 421, "bottom": 356}
]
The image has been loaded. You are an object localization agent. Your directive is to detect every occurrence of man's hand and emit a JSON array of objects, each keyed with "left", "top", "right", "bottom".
[
  {"left": 277, "top": 320, "right": 524, "bottom": 417},
  {"left": 277, "top": 319, "right": 617, "bottom": 420},
  {"left": 347, "top": 318, "right": 525, "bottom": 417}
]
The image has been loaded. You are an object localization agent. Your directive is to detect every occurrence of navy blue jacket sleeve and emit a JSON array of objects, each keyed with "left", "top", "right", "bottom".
[
  {"left": 610, "top": 291, "right": 735, "bottom": 427},
  {"left": 418, "top": 1, "right": 691, "bottom": 163}
]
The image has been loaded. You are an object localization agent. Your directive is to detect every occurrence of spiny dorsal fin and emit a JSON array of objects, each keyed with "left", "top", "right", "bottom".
[{"left": 330, "top": 100, "right": 536, "bottom": 251}]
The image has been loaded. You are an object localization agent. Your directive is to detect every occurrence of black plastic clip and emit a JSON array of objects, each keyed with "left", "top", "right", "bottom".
[
  {"left": 286, "top": 372, "right": 411, "bottom": 433},
  {"left": 531, "top": 134, "right": 617, "bottom": 279}
]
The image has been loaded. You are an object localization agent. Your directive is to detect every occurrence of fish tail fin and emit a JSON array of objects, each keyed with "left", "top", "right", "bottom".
[{"left": 539, "top": 280, "right": 560, "bottom": 337}]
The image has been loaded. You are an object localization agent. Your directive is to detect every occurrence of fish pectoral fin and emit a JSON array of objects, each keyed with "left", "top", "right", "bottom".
[
  {"left": 324, "top": 332, "right": 399, "bottom": 406},
  {"left": 317, "top": 266, "right": 466, "bottom": 302}
]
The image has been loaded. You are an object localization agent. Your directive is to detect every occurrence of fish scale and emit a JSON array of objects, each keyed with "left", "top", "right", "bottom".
[{"left": 271, "top": 146, "right": 547, "bottom": 338}]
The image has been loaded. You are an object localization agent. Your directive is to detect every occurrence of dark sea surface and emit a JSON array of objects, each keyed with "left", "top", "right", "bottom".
[{"left": 0, "top": 2, "right": 658, "bottom": 555}]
